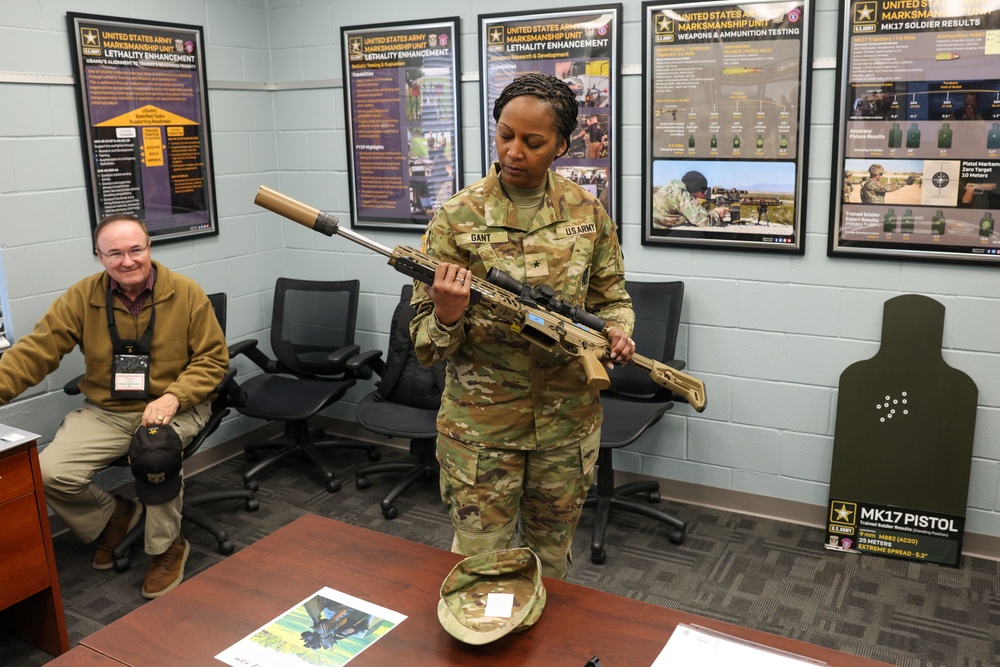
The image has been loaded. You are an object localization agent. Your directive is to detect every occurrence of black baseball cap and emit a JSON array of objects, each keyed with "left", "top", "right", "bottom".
[{"left": 128, "top": 424, "right": 183, "bottom": 505}]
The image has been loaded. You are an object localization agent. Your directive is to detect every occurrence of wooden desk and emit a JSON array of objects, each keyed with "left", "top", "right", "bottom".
[
  {"left": 82, "top": 514, "right": 892, "bottom": 666},
  {"left": 0, "top": 430, "right": 69, "bottom": 656},
  {"left": 46, "top": 646, "right": 127, "bottom": 666}
]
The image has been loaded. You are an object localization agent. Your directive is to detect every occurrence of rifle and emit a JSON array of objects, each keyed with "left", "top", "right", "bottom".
[
  {"left": 253, "top": 185, "right": 707, "bottom": 412},
  {"left": 709, "top": 186, "right": 749, "bottom": 207}
]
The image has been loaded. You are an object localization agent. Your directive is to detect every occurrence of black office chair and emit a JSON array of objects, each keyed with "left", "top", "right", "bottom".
[
  {"left": 64, "top": 292, "right": 259, "bottom": 572},
  {"left": 584, "top": 280, "right": 687, "bottom": 564},
  {"left": 351, "top": 285, "right": 445, "bottom": 519},
  {"left": 233, "top": 278, "right": 378, "bottom": 494}
]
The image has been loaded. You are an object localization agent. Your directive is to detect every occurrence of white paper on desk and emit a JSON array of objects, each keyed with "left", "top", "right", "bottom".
[
  {"left": 215, "top": 586, "right": 406, "bottom": 667},
  {"left": 651, "top": 624, "right": 828, "bottom": 667}
]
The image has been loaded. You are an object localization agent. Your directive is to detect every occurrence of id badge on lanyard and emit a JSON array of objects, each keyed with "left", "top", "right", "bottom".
[
  {"left": 112, "top": 352, "right": 150, "bottom": 398},
  {"left": 107, "top": 286, "right": 155, "bottom": 400}
]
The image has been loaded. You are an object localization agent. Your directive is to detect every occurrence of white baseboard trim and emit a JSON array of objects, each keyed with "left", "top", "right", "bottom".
[{"left": 49, "top": 417, "right": 1000, "bottom": 563}]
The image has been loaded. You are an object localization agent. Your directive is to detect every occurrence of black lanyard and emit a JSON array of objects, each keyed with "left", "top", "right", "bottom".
[{"left": 106, "top": 284, "right": 156, "bottom": 354}]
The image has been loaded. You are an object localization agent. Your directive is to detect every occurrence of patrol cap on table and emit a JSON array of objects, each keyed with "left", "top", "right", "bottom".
[
  {"left": 128, "top": 424, "right": 183, "bottom": 505},
  {"left": 437, "top": 547, "right": 546, "bottom": 645}
]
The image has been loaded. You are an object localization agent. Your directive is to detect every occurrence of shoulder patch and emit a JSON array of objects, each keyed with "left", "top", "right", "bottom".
[{"left": 558, "top": 223, "right": 597, "bottom": 237}]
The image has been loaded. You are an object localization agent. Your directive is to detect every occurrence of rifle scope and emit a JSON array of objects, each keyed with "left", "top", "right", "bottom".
[{"left": 486, "top": 268, "right": 606, "bottom": 332}]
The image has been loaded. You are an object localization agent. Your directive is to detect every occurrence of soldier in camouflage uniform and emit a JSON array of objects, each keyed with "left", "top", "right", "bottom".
[
  {"left": 410, "top": 73, "right": 635, "bottom": 580},
  {"left": 859, "top": 164, "right": 916, "bottom": 204},
  {"left": 651, "top": 171, "right": 727, "bottom": 228}
]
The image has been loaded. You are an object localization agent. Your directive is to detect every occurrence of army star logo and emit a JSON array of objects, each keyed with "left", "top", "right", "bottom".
[
  {"left": 82, "top": 28, "right": 99, "bottom": 46},
  {"left": 488, "top": 26, "right": 504, "bottom": 45},
  {"left": 830, "top": 501, "right": 857, "bottom": 525},
  {"left": 854, "top": 2, "right": 876, "bottom": 23},
  {"left": 656, "top": 15, "right": 673, "bottom": 34}
]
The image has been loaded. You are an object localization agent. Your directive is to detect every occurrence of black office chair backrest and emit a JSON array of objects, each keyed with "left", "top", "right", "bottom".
[
  {"left": 207, "top": 292, "right": 226, "bottom": 334},
  {"left": 270, "top": 278, "right": 360, "bottom": 376},
  {"left": 605, "top": 280, "right": 684, "bottom": 399}
]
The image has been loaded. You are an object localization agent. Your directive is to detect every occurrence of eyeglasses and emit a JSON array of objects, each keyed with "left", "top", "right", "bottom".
[{"left": 97, "top": 245, "right": 148, "bottom": 262}]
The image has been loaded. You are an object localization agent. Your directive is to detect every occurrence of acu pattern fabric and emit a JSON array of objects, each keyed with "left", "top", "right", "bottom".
[
  {"left": 652, "top": 179, "right": 723, "bottom": 228},
  {"left": 411, "top": 163, "right": 633, "bottom": 578}
]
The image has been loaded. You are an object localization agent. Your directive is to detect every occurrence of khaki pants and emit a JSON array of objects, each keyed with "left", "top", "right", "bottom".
[
  {"left": 437, "top": 429, "right": 600, "bottom": 580},
  {"left": 39, "top": 400, "right": 210, "bottom": 555}
]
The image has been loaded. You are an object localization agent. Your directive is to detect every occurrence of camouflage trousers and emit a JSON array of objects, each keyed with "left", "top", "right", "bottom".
[{"left": 437, "top": 430, "right": 600, "bottom": 580}]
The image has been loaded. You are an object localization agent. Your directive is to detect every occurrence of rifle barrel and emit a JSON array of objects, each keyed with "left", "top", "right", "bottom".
[{"left": 254, "top": 185, "right": 394, "bottom": 258}]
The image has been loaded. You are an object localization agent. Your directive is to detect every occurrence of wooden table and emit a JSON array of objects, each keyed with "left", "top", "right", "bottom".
[
  {"left": 0, "top": 428, "right": 69, "bottom": 656},
  {"left": 81, "top": 513, "right": 892, "bottom": 666},
  {"left": 46, "top": 646, "right": 126, "bottom": 666}
]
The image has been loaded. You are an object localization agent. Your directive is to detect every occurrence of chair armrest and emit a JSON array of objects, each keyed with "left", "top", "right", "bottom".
[
  {"left": 666, "top": 359, "right": 686, "bottom": 371},
  {"left": 216, "top": 368, "right": 247, "bottom": 408},
  {"left": 63, "top": 374, "right": 84, "bottom": 396},
  {"left": 346, "top": 349, "right": 383, "bottom": 380},
  {"left": 327, "top": 344, "right": 360, "bottom": 367},
  {"left": 228, "top": 338, "right": 279, "bottom": 374}
]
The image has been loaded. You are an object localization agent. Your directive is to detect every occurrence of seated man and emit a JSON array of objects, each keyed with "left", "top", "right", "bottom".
[
  {"left": 652, "top": 170, "right": 728, "bottom": 228},
  {"left": 0, "top": 213, "right": 228, "bottom": 599}
]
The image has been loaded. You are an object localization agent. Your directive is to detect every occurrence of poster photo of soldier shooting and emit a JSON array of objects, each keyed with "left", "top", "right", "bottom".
[
  {"left": 648, "top": 158, "right": 797, "bottom": 242},
  {"left": 840, "top": 157, "right": 1000, "bottom": 246}
]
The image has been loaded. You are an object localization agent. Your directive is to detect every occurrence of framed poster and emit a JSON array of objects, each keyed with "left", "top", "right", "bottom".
[
  {"left": 828, "top": 1, "right": 1000, "bottom": 264},
  {"left": 67, "top": 13, "right": 219, "bottom": 245},
  {"left": 479, "top": 6, "right": 622, "bottom": 225},
  {"left": 341, "top": 18, "right": 462, "bottom": 231},
  {"left": 641, "top": 1, "right": 812, "bottom": 253}
]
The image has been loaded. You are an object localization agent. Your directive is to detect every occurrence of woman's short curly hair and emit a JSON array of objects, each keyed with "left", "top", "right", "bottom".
[{"left": 493, "top": 73, "right": 578, "bottom": 151}]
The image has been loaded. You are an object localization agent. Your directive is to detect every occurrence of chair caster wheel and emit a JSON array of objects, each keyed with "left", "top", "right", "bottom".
[
  {"left": 113, "top": 557, "right": 131, "bottom": 572},
  {"left": 245, "top": 498, "right": 260, "bottom": 512},
  {"left": 356, "top": 477, "right": 370, "bottom": 490},
  {"left": 367, "top": 449, "right": 381, "bottom": 462},
  {"left": 382, "top": 505, "right": 399, "bottom": 520},
  {"left": 244, "top": 480, "right": 259, "bottom": 493},
  {"left": 219, "top": 540, "right": 235, "bottom": 555},
  {"left": 326, "top": 479, "right": 341, "bottom": 493},
  {"left": 669, "top": 530, "right": 685, "bottom": 545},
  {"left": 591, "top": 549, "right": 607, "bottom": 564},
  {"left": 244, "top": 450, "right": 259, "bottom": 463},
  {"left": 648, "top": 491, "right": 661, "bottom": 503}
]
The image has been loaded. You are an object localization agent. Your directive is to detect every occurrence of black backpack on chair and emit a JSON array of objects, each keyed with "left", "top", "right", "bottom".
[{"left": 374, "top": 284, "right": 445, "bottom": 410}]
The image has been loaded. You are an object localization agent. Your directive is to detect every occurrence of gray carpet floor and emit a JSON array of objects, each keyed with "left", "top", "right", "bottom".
[{"left": 3, "top": 446, "right": 999, "bottom": 667}]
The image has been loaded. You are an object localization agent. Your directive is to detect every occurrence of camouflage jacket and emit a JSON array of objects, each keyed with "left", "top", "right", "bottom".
[
  {"left": 652, "top": 179, "right": 721, "bottom": 228},
  {"left": 859, "top": 177, "right": 906, "bottom": 204},
  {"left": 411, "top": 163, "right": 633, "bottom": 451}
]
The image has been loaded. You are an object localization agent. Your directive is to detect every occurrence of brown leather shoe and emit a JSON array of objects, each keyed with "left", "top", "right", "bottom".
[
  {"left": 142, "top": 534, "right": 189, "bottom": 599},
  {"left": 93, "top": 495, "right": 143, "bottom": 570}
]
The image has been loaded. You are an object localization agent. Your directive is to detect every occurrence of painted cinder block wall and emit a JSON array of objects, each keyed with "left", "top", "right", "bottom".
[{"left": 1, "top": 0, "right": 997, "bottom": 541}]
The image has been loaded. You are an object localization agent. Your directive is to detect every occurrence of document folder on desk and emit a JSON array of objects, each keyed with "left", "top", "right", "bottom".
[{"left": 651, "top": 624, "right": 828, "bottom": 666}]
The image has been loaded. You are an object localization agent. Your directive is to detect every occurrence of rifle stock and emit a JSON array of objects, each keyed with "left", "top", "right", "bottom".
[{"left": 254, "top": 185, "right": 707, "bottom": 411}]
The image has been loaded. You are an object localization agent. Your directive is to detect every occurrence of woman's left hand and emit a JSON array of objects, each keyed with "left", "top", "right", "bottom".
[{"left": 606, "top": 327, "right": 635, "bottom": 368}]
